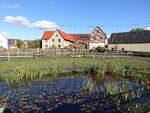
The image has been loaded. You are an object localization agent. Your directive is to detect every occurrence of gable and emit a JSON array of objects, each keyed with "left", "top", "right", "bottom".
[
  {"left": 41, "top": 30, "right": 75, "bottom": 42},
  {"left": 90, "top": 26, "right": 106, "bottom": 42},
  {"left": 50, "top": 31, "right": 64, "bottom": 41},
  {"left": 56, "top": 30, "right": 75, "bottom": 42},
  {"left": 91, "top": 26, "right": 106, "bottom": 36}
]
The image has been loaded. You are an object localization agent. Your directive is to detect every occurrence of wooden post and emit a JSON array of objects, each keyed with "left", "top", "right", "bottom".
[
  {"left": 55, "top": 48, "right": 57, "bottom": 57},
  {"left": 7, "top": 50, "right": 10, "bottom": 61},
  {"left": 17, "top": 49, "right": 19, "bottom": 56}
]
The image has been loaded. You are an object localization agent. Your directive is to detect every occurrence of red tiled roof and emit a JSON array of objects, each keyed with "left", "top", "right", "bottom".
[
  {"left": 41, "top": 31, "right": 55, "bottom": 40},
  {"left": 56, "top": 29, "right": 75, "bottom": 42},
  {"left": 41, "top": 30, "right": 75, "bottom": 42},
  {"left": 71, "top": 34, "right": 90, "bottom": 40}
]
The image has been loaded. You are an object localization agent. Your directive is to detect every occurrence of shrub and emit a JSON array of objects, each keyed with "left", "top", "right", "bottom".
[{"left": 96, "top": 46, "right": 105, "bottom": 52}]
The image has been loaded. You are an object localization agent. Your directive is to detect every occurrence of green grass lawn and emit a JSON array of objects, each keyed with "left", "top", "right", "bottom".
[{"left": 0, "top": 56, "right": 150, "bottom": 83}]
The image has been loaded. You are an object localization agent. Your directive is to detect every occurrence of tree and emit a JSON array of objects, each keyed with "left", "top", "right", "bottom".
[
  {"left": 27, "top": 40, "right": 41, "bottom": 48},
  {"left": 130, "top": 28, "right": 145, "bottom": 32},
  {"left": 16, "top": 40, "right": 24, "bottom": 48}
]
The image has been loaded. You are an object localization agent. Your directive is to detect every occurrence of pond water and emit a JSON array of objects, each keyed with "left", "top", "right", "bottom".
[{"left": 0, "top": 75, "right": 150, "bottom": 113}]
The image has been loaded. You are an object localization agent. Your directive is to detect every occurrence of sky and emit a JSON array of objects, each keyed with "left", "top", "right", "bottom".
[{"left": 0, "top": 0, "right": 150, "bottom": 40}]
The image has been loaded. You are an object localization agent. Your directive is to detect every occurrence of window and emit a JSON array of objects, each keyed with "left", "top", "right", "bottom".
[
  {"left": 58, "top": 45, "right": 61, "bottom": 48},
  {"left": 99, "top": 37, "right": 103, "bottom": 40},
  {"left": 45, "top": 45, "right": 48, "bottom": 48},
  {"left": 92, "top": 36, "right": 96, "bottom": 40},
  {"left": 56, "top": 34, "right": 58, "bottom": 37},
  {"left": 52, "top": 39, "right": 55, "bottom": 43},
  {"left": 52, "top": 45, "right": 55, "bottom": 48},
  {"left": 105, "top": 45, "right": 108, "bottom": 48},
  {"left": 80, "top": 36, "right": 89, "bottom": 39},
  {"left": 96, "top": 30, "right": 100, "bottom": 33},
  {"left": 122, "top": 48, "right": 125, "bottom": 51},
  {"left": 58, "top": 39, "right": 61, "bottom": 43}
]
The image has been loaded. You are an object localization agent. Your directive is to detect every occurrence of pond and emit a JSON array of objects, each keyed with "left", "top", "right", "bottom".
[{"left": 0, "top": 75, "right": 150, "bottom": 113}]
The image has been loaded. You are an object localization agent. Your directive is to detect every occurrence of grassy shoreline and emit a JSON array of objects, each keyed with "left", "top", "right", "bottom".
[{"left": 0, "top": 57, "right": 150, "bottom": 83}]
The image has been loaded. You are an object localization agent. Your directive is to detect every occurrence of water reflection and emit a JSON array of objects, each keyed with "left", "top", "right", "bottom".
[{"left": 0, "top": 75, "right": 150, "bottom": 113}]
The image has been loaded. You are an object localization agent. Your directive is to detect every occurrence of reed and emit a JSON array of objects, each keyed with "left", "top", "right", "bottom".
[{"left": 0, "top": 57, "right": 150, "bottom": 83}]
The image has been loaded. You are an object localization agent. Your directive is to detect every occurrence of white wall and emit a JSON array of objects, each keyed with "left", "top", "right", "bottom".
[
  {"left": 89, "top": 42, "right": 105, "bottom": 49},
  {"left": 105, "top": 39, "right": 108, "bottom": 45},
  {"left": 42, "top": 31, "right": 72, "bottom": 49},
  {"left": 108, "top": 43, "right": 150, "bottom": 52},
  {"left": 0, "top": 33, "right": 8, "bottom": 48}
]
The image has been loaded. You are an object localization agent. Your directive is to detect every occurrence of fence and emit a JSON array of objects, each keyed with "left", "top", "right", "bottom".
[
  {"left": 0, "top": 48, "right": 149, "bottom": 60},
  {"left": 0, "top": 48, "right": 139, "bottom": 57},
  {"left": 0, "top": 48, "right": 90, "bottom": 58}
]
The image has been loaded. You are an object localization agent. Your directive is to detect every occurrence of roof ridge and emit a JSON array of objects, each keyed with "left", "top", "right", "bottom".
[{"left": 56, "top": 29, "right": 75, "bottom": 42}]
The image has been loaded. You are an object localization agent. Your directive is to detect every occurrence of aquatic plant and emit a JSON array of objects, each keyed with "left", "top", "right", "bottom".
[{"left": 0, "top": 57, "right": 149, "bottom": 83}]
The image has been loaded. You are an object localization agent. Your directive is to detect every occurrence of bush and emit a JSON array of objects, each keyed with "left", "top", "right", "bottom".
[
  {"left": 96, "top": 46, "right": 105, "bottom": 52},
  {"left": 89, "top": 46, "right": 105, "bottom": 52}
]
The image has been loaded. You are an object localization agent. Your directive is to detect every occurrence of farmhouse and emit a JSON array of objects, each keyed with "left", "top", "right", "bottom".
[
  {"left": 0, "top": 33, "right": 8, "bottom": 48},
  {"left": 108, "top": 30, "right": 150, "bottom": 52},
  {"left": 41, "top": 29, "right": 75, "bottom": 49},
  {"left": 41, "top": 26, "right": 107, "bottom": 49}
]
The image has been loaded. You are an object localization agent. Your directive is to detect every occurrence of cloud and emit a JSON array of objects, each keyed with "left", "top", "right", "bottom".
[
  {"left": 0, "top": 4, "right": 22, "bottom": 8},
  {"left": 4, "top": 16, "right": 59, "bottom": 30},
  {"left": 4, "top": 16, "right": 30, "bottom": 27},
  {"left": 145, "top": 27, "right": 150, "bottom": 30},
  {"left": 32, "top": 20, "right": 58, "bottom": 30}
]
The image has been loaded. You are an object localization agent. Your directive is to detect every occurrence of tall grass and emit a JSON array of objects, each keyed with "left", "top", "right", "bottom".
[
  {"left": 83, "top": 78, "right": 149, "bottom": 112},
  {"left": 84, "top": 61, "right": 150, "bottom": 83},
  {"left": 0, "top": 57, "right": 150, "bottom": 83}
]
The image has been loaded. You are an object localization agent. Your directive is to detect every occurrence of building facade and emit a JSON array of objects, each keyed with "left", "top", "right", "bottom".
[
  {"left": 108, "top": 30, "right": 150, "bottom": 52},
  {"left": 41, "top": 29, "right": 75, "bottom": 49},
  {"left": 71, "top": 34, "right": 90, "bottom": 49},
  {"left": 0, "top": 33, "right": 8, "bottom": 48},
  {"left": 89, "top": 26, "right": 107, "bottom": 49},
  {"left": 71, "top": 26, "right": 107, "bottom": 49},
  {"left": 41, "top": 26, "right": 107, "bottom": 49}
]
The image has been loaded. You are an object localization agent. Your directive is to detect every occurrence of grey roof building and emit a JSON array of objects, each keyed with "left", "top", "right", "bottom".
[
  {"left": 109, "top": 30, "right": 150, "bottom": 44},
  {"left": 108, "top": 30, "right": 150, "bottom": 52}
]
